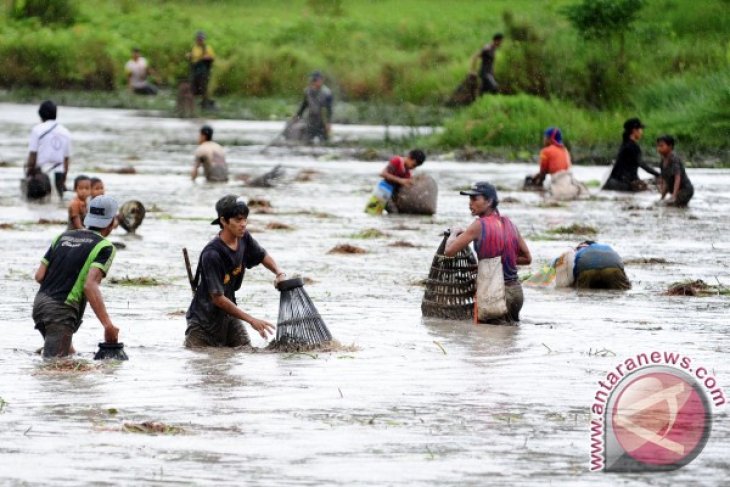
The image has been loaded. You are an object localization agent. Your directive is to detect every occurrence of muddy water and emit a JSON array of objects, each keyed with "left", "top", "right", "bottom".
[{"left": 0, "top": 103, "right": 728, "bottom": 485}]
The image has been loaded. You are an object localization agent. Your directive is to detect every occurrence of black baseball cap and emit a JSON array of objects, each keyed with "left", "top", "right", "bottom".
[
  {"left": 460, "top": 181, "right": 499, "bottom": 203},
  {"left": 623, "top": 117, "right": 645, "bottom": 131},
  {"left": 211, "top": 195, "right": 249, "bottom": 225}
]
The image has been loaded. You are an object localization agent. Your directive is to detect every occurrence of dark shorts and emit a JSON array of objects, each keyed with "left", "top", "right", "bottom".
[
  {"left": 191, "top": 63, "right": 211, "bottom": 96},
  {"left": 671, "top": 187, "right": 694, "bottom": 207},
  {"left": 133, "top": 83, "right": 158, "bottom": 95},
  {"left": 479, "top": 74, "right": 498, "bottom": 95},
  {"left": 184, "top": 317, "right": 251, "bottom": 348},
  {"left": 306, "top": 118, "right": 328, "bottom": 142},
  {"left": 32, "top": 293, "right": 80, "bottom": 358}
]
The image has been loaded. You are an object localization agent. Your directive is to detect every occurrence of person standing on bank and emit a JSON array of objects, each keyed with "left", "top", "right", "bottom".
[
  {"left": 192, "top": 125, "right": 228, "bottom": 183},
  {"left": 471, "top": 33, "right": 504, "bottom": 95},
  {"left": 294, "top": 71, "right": 333, "bottom": 143},
  {"left": 125, "top": 47, "right": 158, "bottom": 95},
  {"left": 32, "top": 195, "right": 120, "bottom": 358},
  {"left": 185, "top": 195, "right": 287, "bottom": 348},
  {"left": 603, "top": 118, "right": 660, "bottom": 192},
  {"left": 445, "top": 182, "right": 531, "bottom": 323},
  {"left": 25, "top": 100, "right": 72, "bottom": 200},
  {"left": 187, "top": 31, "right": 215, "bottom": 109}
]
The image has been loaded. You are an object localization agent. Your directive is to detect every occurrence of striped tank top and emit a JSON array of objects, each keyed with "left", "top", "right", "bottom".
[{"left": 473, "top": 213, "right": 519, "bottom": 283}]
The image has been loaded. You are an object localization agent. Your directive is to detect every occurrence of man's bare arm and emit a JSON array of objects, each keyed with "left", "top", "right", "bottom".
[{"left": 84, "top": 267, "right": 119, "bottom": 342}]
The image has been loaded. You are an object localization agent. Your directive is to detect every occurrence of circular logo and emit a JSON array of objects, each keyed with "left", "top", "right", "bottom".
[
  {"left": 51, "top": 135, "right": 62, "bottom": 150},
  {"left": 611, "top": 369, "right": 711, "bottom": 469}
]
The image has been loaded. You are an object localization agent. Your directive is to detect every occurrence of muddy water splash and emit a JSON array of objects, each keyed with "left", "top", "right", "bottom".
[{"left": 0, "top": 103, "right": 728, "bottom": 485}]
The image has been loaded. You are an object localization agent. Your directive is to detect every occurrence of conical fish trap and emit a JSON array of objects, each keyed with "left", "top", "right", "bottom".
[
  {"left": 118, "top": 200, "right": 146, "bottom": 233},
  {"left": 421, "top": 233, "right": 477, "bottom": 320},
  {"left": 274, "top": 277, "right": 332, "bottom": 347}
]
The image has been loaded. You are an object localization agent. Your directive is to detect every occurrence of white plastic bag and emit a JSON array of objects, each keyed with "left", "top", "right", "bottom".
[{"left": 476, "top": 256, "right": 507, "bottom": 321}]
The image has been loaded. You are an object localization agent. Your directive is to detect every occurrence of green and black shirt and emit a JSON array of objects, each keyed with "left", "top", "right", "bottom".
[{"left": 38, "top": 229, "right": 116, "bottom": 313}]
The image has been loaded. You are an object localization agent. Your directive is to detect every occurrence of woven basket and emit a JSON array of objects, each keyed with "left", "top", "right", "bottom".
[{"left": 421, "top": 233, "right": 477, "bottom": 320}]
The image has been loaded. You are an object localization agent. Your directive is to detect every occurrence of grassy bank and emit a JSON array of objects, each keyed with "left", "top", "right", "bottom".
[{"left": 0, "top": 0, "right": 727, "bottom": 160}]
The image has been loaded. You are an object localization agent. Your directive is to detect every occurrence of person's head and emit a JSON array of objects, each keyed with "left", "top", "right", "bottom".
[
  {"left": 73, "top": 175, "right": 91, "bottom": 199},
  {"left": 199, "top": 124, "right": 213, "bottom": 144},
  {"left": 85, "top": 195, "right": 119, "bottom": 236},
  {"left": 576, "top": 240, "right": 596, "bottom": 250},
  {"left": 211, "top": 195, "right": 250, "bottom": 238},
  {"left": 492, "top": 33, "right": 504, "bottom": 48},
  {"left": 656, "top": 134, "right": 675, "bottom": 157},
  {"left": 195, "top": 31, "right": 206, "bottom": 45},
  {"left": 460, "top": 181, "right": 499, "bottom": 216},
  {"left": 38, "top": 100, "right": 57, "bottom": 121},
  {"left": 543, "top": 127, "right": 563, "bottom": 147},
  {"left": 623, "top": 117, "right": 644, "bottom": 141},
  {"left": 309, "top": 71, "right": 324, "bottom": 89},
  {"left": 131, "top": 47, "right": 140, "bottom": 60},
  {"left": 404, "top": 149, "right": 426, "bottom": 170},
  {"left": 90, "top": 177, "right": 105, "bottom": 198}
]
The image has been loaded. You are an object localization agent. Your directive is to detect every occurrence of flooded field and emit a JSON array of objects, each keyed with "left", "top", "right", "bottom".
[{"left": 0, "top": 103, "right": 728, "bottom": 485}]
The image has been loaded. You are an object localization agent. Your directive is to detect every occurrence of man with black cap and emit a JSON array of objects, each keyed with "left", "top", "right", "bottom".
[
  {"left": 294, "top": 71, "right": 333, "bottom": 143},
  {"left": 192, "top": 124, "right": 228, "bottom": 182},
  {"left": 184, "top": 195, "right": 286, "bottom": 348},
  {"left": 603, "top": 117, "right": 660, "bottom": 192},
  {"left": 25, "top": 100, "right": 72, "bottom": 200},
  {"left": 445, "top": 182, "right": 531, "bottom": 323},
  {"left": 32, "top": 195, "right": 120, "bottom": 358}
]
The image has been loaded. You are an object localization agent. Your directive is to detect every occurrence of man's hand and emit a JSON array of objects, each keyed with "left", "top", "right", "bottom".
[
  {"left": 104, "top": 323, "right": 120, "bottom": 343},
  {"left": 274, "top": 272, "right": 287, "bottom": 288},
  {"left": 446, "top": 227, "right": 465, "bottom": 247},
  {"left": 248, "top": 317, "right": 275, "bottom": 339},
  {"left": 402, "top": 178, "right": 414, "bottom": 187}
]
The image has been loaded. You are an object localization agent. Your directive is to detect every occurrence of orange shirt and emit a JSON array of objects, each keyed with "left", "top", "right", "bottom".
[{"left": 539, "top": 144, "right": 572, "bottom": 175}]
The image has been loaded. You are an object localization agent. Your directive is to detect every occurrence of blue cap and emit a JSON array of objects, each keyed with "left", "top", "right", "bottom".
[{"left": 544, "top": 127, "right": 563, "bottom": 146}]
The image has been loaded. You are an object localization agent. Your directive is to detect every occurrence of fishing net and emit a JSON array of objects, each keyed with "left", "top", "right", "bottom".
[
  {"left": 421, "top": 232, "right": 477, "bottom": 320},
  {"left": 118, "top": 200, "right": 146, "bottom": 233},
  {"left": 93, "top": 342, "right": 129, "bottom": 361},
  {"left": 272, "top": 277, "right": 332, "bottom": 348}
]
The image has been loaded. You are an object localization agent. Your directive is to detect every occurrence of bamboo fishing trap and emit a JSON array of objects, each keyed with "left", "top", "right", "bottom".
[
  {"left": 421, "top": 232, "right": 477, "bottom": 320},
  {"left": 272, "top": 277, "right": 332, "bottom": 347}
]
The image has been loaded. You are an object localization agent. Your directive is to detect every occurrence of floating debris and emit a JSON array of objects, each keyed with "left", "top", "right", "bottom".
[
  {"left": 537, "top": 201, "right": 567, "bottom": 208},
  {"left": 248, "top": 198, "right": 271, "bottom": 209},
  {"left": 265, "top": 221, "right": 294, "bottom": 230},
  {"left": 0, "top": 223, "right": 15, "bottom": 230},
  {"left": 167, "top": 310, "right": 187, "bottom": 317},
  {"left": 350, "top": 228, "right": 388, "bottom": 239},
  {"left": 547, "top": 223, "right": 598, "bottom": 235},
  {"left": 624, "top": 257, "right": 669, "bottom": 265},
  {"left": 36, "top": 359, "right": 99, "bottom": 374},
  {"left": 37, "top": 218, "right": 65, "bottom": 225},
  {"left": 501, "top": 196, "right": 522, "bottom": 204},
  {"left": 295, "top": 169, "right": 321, "bottom": 182},
  {"left": 109, "top": 276, "right": 163, "bottom": 286},
  {"left": 388, "top": 240, "right": 418, "bottom": 248},
  {"left": 327, "top": 244, "right": 367, "bottom": 254},
  {"left": 122, "top": 421, "right": 185, "bottom": 435},
  {"left": 266, "top": 340, "right": 359, "bottom": 354},
  {"left": 390, "top": 223, "right": 418, "bottom": 231},
  {"left": 93, "top": 166, "right": 137, "bottom": 174},
  {"left": 665, "top": 280, "right": 729, "bottom": 297}
]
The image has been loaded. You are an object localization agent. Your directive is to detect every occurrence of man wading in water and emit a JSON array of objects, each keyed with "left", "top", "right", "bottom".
[
  {"left": 445, "top": 182, "right": 531, "bottom": 323},
  {"left": 184, "top": 195, "right": 287, "bottom": 348},
  {"left": 32, "top": 196, "right": 120, "bottom": 358},
  {"left": 293, "top": 71, "right": 333, "bottom": 143}
]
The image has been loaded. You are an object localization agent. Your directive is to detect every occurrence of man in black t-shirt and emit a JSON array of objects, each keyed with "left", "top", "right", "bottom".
[
  {"left": 471, "top": 33, "right": 504, "bottom": 95},
  {"left": 185, "top": 195, "right": 287, "bottom": 348},
  {"left": 33, "top": 195, "right": 120, "bottom": 358}
]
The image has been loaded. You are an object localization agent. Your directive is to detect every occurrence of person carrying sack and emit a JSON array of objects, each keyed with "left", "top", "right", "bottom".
[
  {"left": 25, "top": 100, "right": 72, "bottom": 200},
  {"left": 445, "top": 182, "right": 532, "bottom": 324}
]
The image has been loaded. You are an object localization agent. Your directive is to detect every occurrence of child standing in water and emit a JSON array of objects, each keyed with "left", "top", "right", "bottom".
[
  {"left": 90, "top": 177, "right": 105, "bottom": 198},
  {"left": 67, "top": 175, "right": 91, "bottom": 229}
]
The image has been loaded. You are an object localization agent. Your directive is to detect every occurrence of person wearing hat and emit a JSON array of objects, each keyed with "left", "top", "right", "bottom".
[
  {"left": 192, "top": 125, "right": 228, "bottom": 182},
  {"left": 25, "top": 100, "right": 72, "bottom": 200},
  {"left": 187, "top": 31, "right": 216, "bottom": 109},
  {"left": 125, "top": 47, "right": 158, "bottom": 95},
  {"left": 32, "top": 195, "right": 121, "bottom": 358},
  {"left": 444, "top": 182, "right": 532, "bottom": 323},
  {"left": 184, "top": 195, "right": 286, "bottom": 348},
  {"left": 603, "top": 117, "right": 660, "bottom": 192},
  {"left": 293, "top": 71, "right": 333, "bottom": 143}
]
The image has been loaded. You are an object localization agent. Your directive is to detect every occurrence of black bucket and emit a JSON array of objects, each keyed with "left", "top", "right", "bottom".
[{"left": 93, "top": 342, "right": 129, "bottom": 361}]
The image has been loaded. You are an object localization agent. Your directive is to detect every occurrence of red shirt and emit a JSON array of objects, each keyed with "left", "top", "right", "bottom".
[
  {"left": 386, "top": 156, "right": 412, "bottom": 180},
  {"left": 539, "top": 145, "right": 571, "bottom": 175}
]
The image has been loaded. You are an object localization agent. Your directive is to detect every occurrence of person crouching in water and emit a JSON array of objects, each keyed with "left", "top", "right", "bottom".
[
  {"left": 192, "top": 125, "right": 228, "bottom": 183},
  {"left": 526, "top": 127, "right": 587, "bottom": 200},
  {"left": 603, "top": 118, "right": 660, "bottom": 192},
  {"left": 365, "top": 149, "right": 426, "bottom": 215},
  {"left": 656, "top": 135, "right": 694, "bottom": 207},
  {"left": 571, "top": 241, "right": 630, "bottom": 289},
  {"left": 445, "top": 182, "right": 531, "bottom": 323},
  {"left": 33, "top": 196, "right": 120, "bottom": 358},
  {"left": 184, "top": 195, "right": 287, "bottom": 348}
]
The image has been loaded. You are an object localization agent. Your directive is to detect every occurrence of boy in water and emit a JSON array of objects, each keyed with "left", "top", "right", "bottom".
[
  {"left": 365, "top": 149, "right": 426, "bottom": 214},
  {"left": 656, "top": 135, "right": 694, "bottom": 207},
  {"left": 90, "top": 177, "right": 105, "bottom": 198},
  {"left": 68, "top": 175, "right": 91, "bottom": 230}
]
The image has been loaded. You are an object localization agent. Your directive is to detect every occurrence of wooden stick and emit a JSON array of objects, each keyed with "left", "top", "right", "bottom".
[{"left": 182, "top": 248, "right": 195, "bottom": 292}]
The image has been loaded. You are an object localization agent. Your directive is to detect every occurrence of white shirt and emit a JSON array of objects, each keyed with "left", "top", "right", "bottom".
[
  {"left": 28, "top": 120, "right": 72, "bottom": 174},
  {"left": 125, "top": 57, "right": 149, "bottom": 88}
]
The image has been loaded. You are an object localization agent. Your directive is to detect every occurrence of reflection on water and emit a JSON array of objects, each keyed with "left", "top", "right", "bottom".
[{"left": 0, "top": 103, "right": 728, "bottom": 485}]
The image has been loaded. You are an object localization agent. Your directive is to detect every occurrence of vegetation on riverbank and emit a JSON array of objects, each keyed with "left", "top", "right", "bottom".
[{"left": 0, "top": 0, "right": 727, "bottom": 160}]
